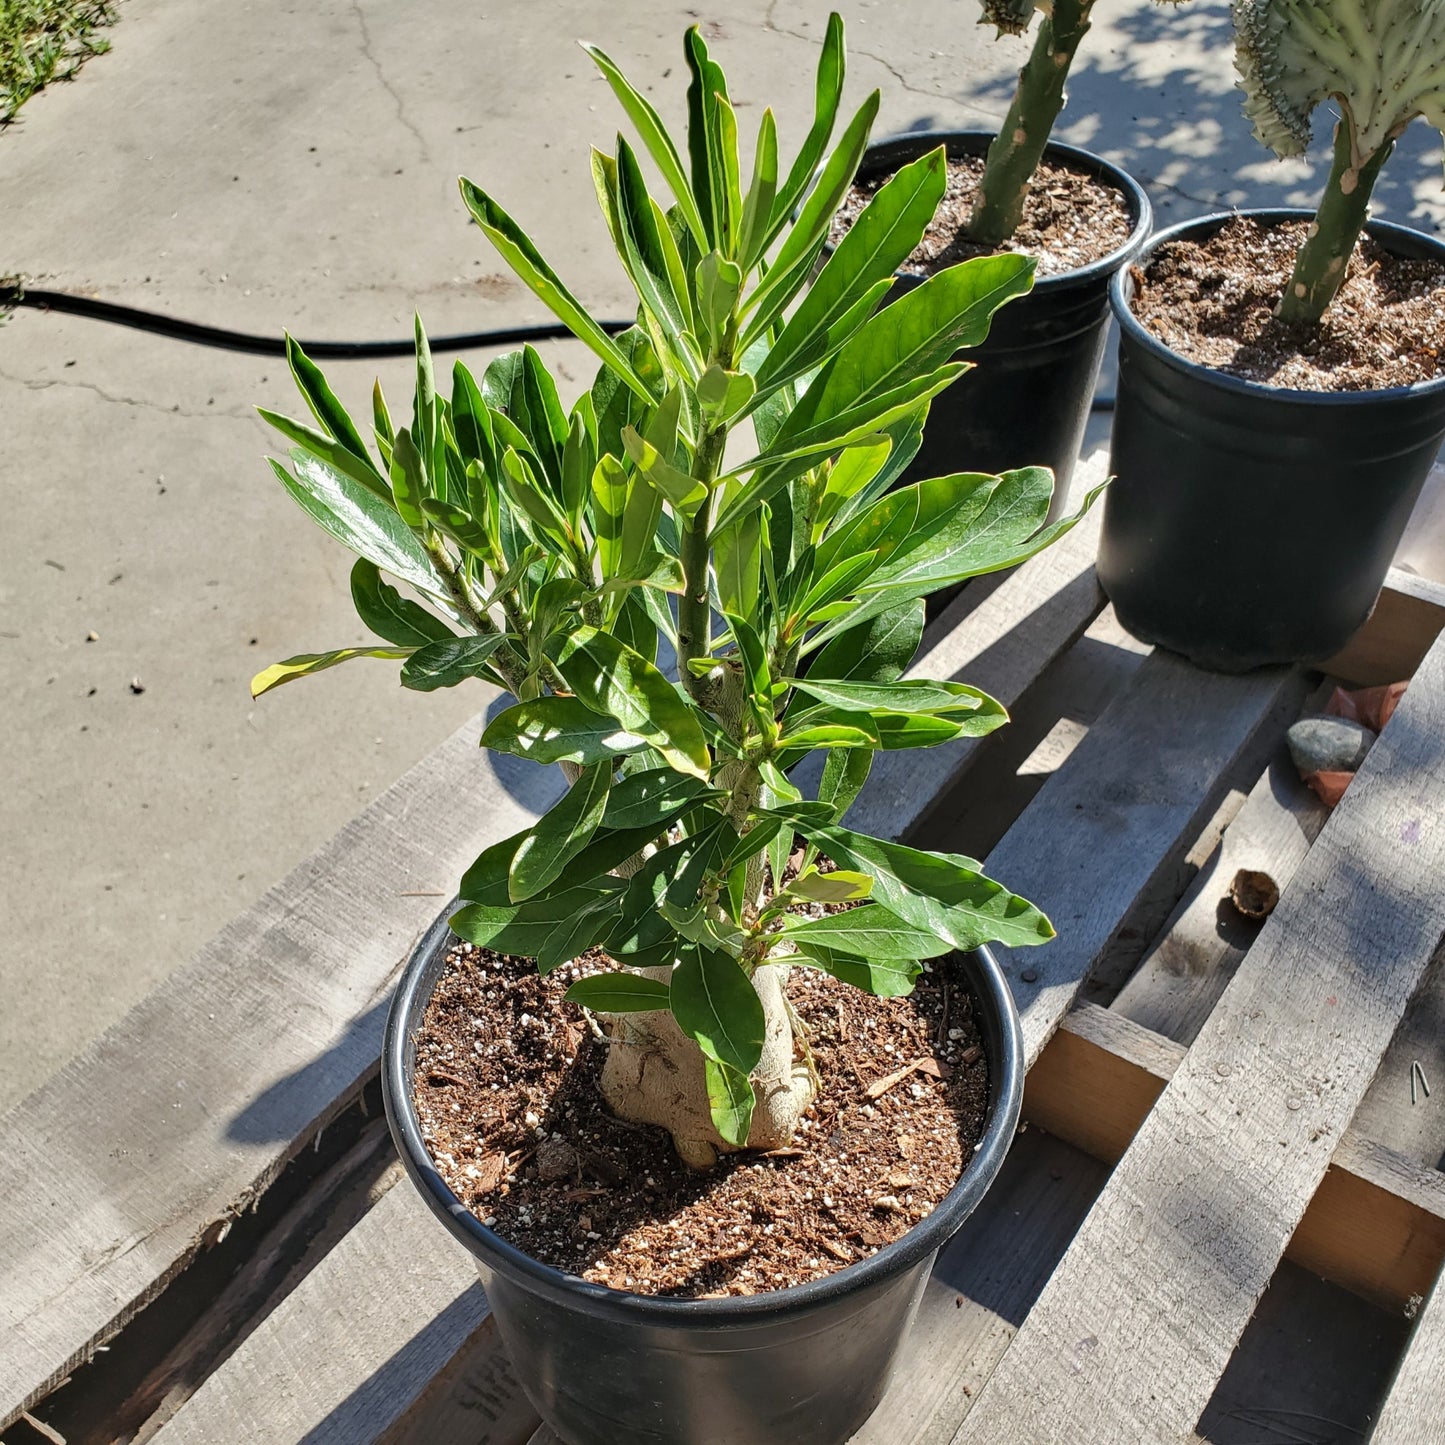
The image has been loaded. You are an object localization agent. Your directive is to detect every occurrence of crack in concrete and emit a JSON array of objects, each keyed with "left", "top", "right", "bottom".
[
  {"left": 762, "top": 0, "right": 1000, "bottom": 116},
  {"left": 0, "top": 366, "right": 252, "bottom": 420},
  {"left": 351, "top": 0, "right": 431, "bottom": 162}
]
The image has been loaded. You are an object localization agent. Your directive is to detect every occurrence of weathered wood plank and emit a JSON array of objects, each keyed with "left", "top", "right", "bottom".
[
  {"left": 1027, "top": 1002, "right": 1445, "bottom": 1312},
  {"left": 155, "top": 1182, "right": 537, "bottom": 1445},
  {"left": 1370, "top": 1264, "right": 1445, "bottom": 1443},
  {"left": 1111, "top": 747, "right": 1327, "bottom": 1045},
  {"left": 0, "top": 720, "right": 562, "bottom": 1430},
  {"left": 951, "top": 630, "right": 1445, "bottom": 1443},
  {"left": 847, "top": 459, "right": 1107, "bottom": 844},
  {"left": 1325, "top": 568, "right": 1445, "bottom": 688},
  {"left": 980, "top": 648, "right": 1300, "bottom": 1069}
]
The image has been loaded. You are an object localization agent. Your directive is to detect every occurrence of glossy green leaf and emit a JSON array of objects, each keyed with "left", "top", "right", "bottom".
[
  {"left": 758, "top": 145, "right": 946, "bottom": 389},
  {"left": 615, "top": 137, "right": 693, "bottom": 344},
  {"left": 713, "top": 510, "right": 761, "bottom": 618},
  {"left": 350, "top": 559, "right": 455, "bottom": 648},
  {"left": 602, "top": 768, "right": 716, "bottom": 829},
  {"left": 400, "top": 634, "right": 508, "bottom": 691},
  {"left": 780, "top": 902, "right": 951, "bottom": 959},
  {"left": 780, "top": 720, "right": 877, "bottom": 750},
  {"left": 817, "top": 746, "right": 873, "bottom": 821},
  {"left": 737, "top": 106, "right": 779, "bottom": 269},
  {"left": 788, "top": 677, "right": 1002, "bottom": 716},
  {"left": 788, "top": 868, "right": 873, "bottom": 902},
  {"left": 259, "top": 408, "right": 393, "bottom": 506},
  {"left": 670, "top": 945, "right": 766, "bottom": 1075},
  {"left": 450, "top": 881, "right": 621, "bottom": 957},
  {"left": 696, "top": 363, "right": 756, "bottom": 424},
  {"left": 510, "top": 763, "right": 612, "bottom": 901},
  {"left": 270, "top": 453, "right": 444, "bottom": 599},
  {"left": 481, "top": 695, "right": 649, "bottom": 766},
  {"left": 770, "top": 810, "right": 1055, "bottom": 952},
  {"left": 536, "top": 898, "right": 623, "bottom": 974},
  {"left": 549, "top": 626, "right": 711, "bottom": 780},
  {"left": 704, "top": 1056, "right": 755, "bottom": 1147},
  {"left": 683, "top": 25, "right": 731, "bottom": 248},
  {"left": 251, "top": 646, "right": 411, "bottom": 698},
  {"left": 285, "top": 335, "right": 383, "bottom": 490},
  {"left": 419, "top": 497, "right": 491, "bottom": 557},
  {"left": 581, "top": 42, "right": 708, "bottom": 248},
  {"left": 564, "top": 971, "right": 673, "bottom": 1012},
  {"left": 622, "top": 425, "right": 707, "bottom": 516},
  {"left": 808, "top": 600, "right": 923, "bottom": 684},
  {"left": 591, "top": 454, "right": 630, "bottom": 579},
  {"left": 789, "top": 942, "right": 920, "bottom": 998},
  {"left": 460, "top": 179, "right": 653, "bottom": 403},
  {"left": 766, "top": 11, "right": 845, "bottom": 251},
  {"left": 387, "top": 428, "right": 428, "bottom": 530}
]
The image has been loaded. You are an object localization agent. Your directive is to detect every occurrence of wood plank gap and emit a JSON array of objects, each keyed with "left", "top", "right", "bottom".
[
  {"left": 1369, "top": 1259, "right": 1445, "bottom": 1442},
  {"left": 952, "top": 628, "right": 1445, "bottom": 1442}
]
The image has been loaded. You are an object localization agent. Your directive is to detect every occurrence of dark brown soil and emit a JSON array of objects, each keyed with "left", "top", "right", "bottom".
[
  {"left": 1130, "top": 216, "right": 1445, "bottom": 392},
  {"left": 413, "top": 937, "right": 990, "bottom": 1298},
  {"left": 831, "top": 152, "right": 1134, "bottom": 278}
]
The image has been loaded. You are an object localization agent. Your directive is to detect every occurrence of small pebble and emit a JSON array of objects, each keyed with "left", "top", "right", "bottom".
[
  {"left": 1286, "top": 715, "right": 1375, "bottom": 776},
  {"left": 1020, "top": 967, "right": 1039, "bottom": 984}
]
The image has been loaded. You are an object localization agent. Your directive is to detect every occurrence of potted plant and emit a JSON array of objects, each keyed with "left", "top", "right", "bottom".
[
  {"left": 1099, "top": 0, "right": 1445, "bottom": 671},
  {"left": 252, "top": 17, "right": 1099, "bottom": 1444},
  {"left": 830, "top": 0, "right": 1155, "bottom": 510}
]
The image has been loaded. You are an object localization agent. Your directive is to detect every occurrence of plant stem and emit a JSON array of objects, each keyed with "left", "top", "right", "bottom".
[
  {"left": 422, "top": 535, "right": 531, "bottom": 695},
  {"left": 1276, "top": 117, "right": 1392, "bottom": 326},
  {"left": 677, "top": 423, "right": 727, "bottom": 703},
  {"left": 967, "top": 0, "right": 1093, "bottom": 247}
]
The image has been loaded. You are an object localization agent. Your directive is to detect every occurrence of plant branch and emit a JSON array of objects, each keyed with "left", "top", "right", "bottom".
[
  {"left": 422, "top": 534, "right": 531, "bottom": 695},
  {"left": 678, "top": 423, "right": 728, "bottom": 704},
  {"left": 1276, "top": 114, "right": 1392, "bottom": 326},
  {"left": 968, "top": 0, "right": 1093, "bottom": 246}
]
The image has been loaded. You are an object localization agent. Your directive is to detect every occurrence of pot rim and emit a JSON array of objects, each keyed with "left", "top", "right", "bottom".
[
  {"left": 1109, "top": 207, "right": 1445, "bottom": 405},
  {"left": 861, "top": 128, "right": 1153, "bottom": 292},
  {"left": 383, "top": 904, "right": 1024, "bottom": 1324}
]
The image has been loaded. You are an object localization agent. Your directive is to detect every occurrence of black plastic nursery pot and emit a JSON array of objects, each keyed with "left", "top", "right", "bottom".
[
  {"left": 856, "top": 130, "right": 1151, "bottom": 515},
  {"left": 1101, "top": 209, "right": 1445, "bottom": 673},
  {"left": 383, "top": 908, "right": 1024, "bottom": 1445}
]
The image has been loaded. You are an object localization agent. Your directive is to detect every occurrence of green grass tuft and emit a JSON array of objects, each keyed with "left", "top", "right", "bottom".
[{"left": 1, "top": 0, "right": 119, "bottom": 124}]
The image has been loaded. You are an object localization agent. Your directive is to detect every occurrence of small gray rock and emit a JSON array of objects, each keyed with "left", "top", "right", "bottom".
[
  {"left": 1286, "top": 715, "right": 1376, "bottom": 776},
  {"left": 534, "top": 1138, "right": 579, "bottom": 1182}
]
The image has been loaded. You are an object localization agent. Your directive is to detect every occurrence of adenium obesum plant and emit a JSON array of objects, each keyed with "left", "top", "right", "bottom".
[
  {"left": 1234, "top": 0, "right": 1445, "bottom": 324},
  {"left": 254, "top": 16, "right": 1097, "bottom": 1168}
]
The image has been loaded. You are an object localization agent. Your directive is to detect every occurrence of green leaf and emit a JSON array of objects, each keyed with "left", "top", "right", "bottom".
[
  {"left": 285, "top": 335, "right": 384, "bottom": 490},
  {"left": 581, "top": 42, "right": 709, "bottom": 248},
  {"left": 770, "top": 811, "right": 1055, "bottom": 952},
  {"left": 780, "top": 720, "right": 878, "bottom": 750},
  {"left": 788, "top": 868, "right": 873, "bottom": 902},
  {"left": 696, "top": 252, "right": 743, "bottom": 344},
  {"left": 723, "top": 608, "right": 771, "bottom": 705},
  {"left": 536, "top": 898, "right": 623, "bottom": 974},
  {"left": 789, "top": 942, "right": 920, "bottom": 998},
  {"left": 481, "top": 695, "right": 648, "bottom": 766},
  {"left": 670, "top": 945, "right": 766, "bottom": 1076},
  {"left": 250, "top": 646, "right": 411, "bottom": 698},
  {"left": 737, "top": 106, "right": 779, "bottom": 269},
  {"left": 269, "top": 453, "right": 444, "bottom": 599},
  {"left": 781, "top": 902, "right": 951, "bottom": 959},
  {"left": 767, "top": 11, "right": 846, "bottom": 252},
  {"left": 789, "top": 551, "right": 879, "bottom": 627},
  {"left": 683, "top": 25, "right": 732, "bottom": 248},
  {"left": 460, "top": 179, "right": 653, "bottom": 403},
  {"left": 561, "top": 407, "right": 596, "bottom": 526},
  {"left": 414, "top": 315, "right": 440, "bottom": 500},
  {"left": 259, "top": 408, "right": 393, "bottom": 505},
  {"left": 743, "top": 89, "right": 881, "bottom": 334},
  {"left": 400, "top": 634, "right": 508, "bottom": 691},
  {"left": 696, "top": 363, "right": 756, "bottom": 425},
  {"left": 808, "top": 600, "right": 923, "bottom": 684},
  {"left": 704, "top": 1056, "right": 755, "bottom": 1147},
  {"left": 713, "top": 509, "right": 761, "bottom": 618},
  {"left": 564, "top": 971, "right": 673, "bottom": 1013},
  {"left": 602, "top": 768, "right": 716, "bottom": 829},
  {"left": 501, "top": 446, "right": 572, "bottom": 546},
  {"left": 622, "top": 425, "right": 707, "bottom": 516},
  {"left": 510, "top": 763, "right": 612, "bottom": 901},
  {"left": 388, "top": 428, "right": 429, "bottom": 530},
  {"left": 788, "top": 677, "right": 1003, "bottom": 717},
  {"left": 591, "top": 454, "right": 630, "bottom": 580},
  {"left": 817, "top": 746, "right": 873, "bottom": 821},
  {"left": 450, "top": 881, "right": 621, "bottom": 957},
  {"left": 549, "top": 626, "right": 711, "bottom": 780},
  {"left": 758, "top": 145, "right": 947, "bottom": 390},
  {"left": 350, "top": 559, "right": 456, "bottom": 647},
  {"left": 419, "top": 497, "right": 492, "bottom": 557},
  {"left": 615, "top": 137, "right": 693, "bottom": 346}
]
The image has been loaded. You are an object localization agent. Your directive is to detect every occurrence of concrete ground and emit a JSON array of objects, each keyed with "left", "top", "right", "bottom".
[{"left": 3, "top": 0, "right": 1443, "bottom": 1111}]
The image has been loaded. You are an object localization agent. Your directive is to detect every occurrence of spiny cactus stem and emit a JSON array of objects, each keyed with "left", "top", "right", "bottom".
[
  {"left": 1275, "top": 115, "right": 1393, "bottom": 326},
  {"left": 967, "top": 0, "right": 1094, "bottom": 246}
]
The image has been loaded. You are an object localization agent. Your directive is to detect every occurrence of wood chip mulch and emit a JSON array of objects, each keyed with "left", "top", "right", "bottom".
[
  {"left": 1130, "top": 216, "right": 1445, "bottom": 392},
  {"left": 413, "top": 937, "right": 991, "bottom": 1298}
]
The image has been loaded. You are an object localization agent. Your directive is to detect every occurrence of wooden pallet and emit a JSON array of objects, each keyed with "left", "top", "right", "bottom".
[{"left": 5, "top": 452, "right": 1445, "bottom": 1445}]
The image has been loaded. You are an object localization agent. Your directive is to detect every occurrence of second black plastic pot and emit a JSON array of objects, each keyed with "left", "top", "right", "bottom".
[
  {"left": 856, "top": 130, "right": 1151, "bottom": 515},
  {"left": 383, "top": 909, "right": 1024, "bottom": 1445},
  {"left": 1101, "top": 209, "right": 1445, "bottom": 672}
]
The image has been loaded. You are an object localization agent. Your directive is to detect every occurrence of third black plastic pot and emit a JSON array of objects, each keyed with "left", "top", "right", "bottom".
[
  {"left": 855, "top": 130, "right": 1151, "bottom": 516},
  {"left": 383, "top": 909, "right": 1024, "bottom": 1445},
  {"left": 1101, "top": 209, "right": 1445, "bottom": 672}
]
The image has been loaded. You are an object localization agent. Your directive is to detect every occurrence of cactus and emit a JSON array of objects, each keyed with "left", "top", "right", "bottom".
[{"left": 1234, "top": 0, "right": 1445, "bottom": 324}]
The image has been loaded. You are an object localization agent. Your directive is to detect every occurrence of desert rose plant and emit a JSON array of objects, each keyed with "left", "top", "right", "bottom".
[
  {"left": 1234, "top": 0, "right": 1445, "bottom": 323},
  {"left": 254, "top": 15, "right": 1098, "bottom": 1168}
]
